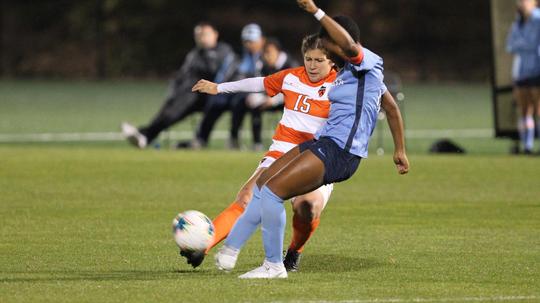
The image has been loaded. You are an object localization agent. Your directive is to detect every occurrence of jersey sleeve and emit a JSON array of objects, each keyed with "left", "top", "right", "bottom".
[
  {"left": 217, "top": 77, "right": 265, "bottom": 93},
  {"left": 381, "top": 82, "right": 388, "bottom": 95},
  {"left": 263, "top": 69, "right": 290, "bottom": 97}
]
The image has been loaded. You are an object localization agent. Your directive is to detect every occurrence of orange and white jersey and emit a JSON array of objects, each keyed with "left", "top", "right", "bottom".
[{"left": 261, "top": 66, "right": 337, "bottom": 163}]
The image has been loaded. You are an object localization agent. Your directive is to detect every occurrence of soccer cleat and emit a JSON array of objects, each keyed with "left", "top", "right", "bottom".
[
  {"left": 215, "top": 245, "right": 239, "bottom": 272},
  {"left": 175, "top": 138, "right": 203, "bottom": 150},
  {"left": 179, "top": 250, "right": 205, "bottom": 268},
  {"left": 283, "top": 249, "right": 302, "bottom": 272},
  {"left": 121, "top": 122, "right": 147, "bottom": 149},
  {"left": 238, "top": 260, "right": 288, "bottom": 279}
]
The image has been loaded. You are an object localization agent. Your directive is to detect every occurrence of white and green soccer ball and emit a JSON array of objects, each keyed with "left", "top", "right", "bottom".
[{"left": 172, "top": 210, "right": 214, "bottom": 251}]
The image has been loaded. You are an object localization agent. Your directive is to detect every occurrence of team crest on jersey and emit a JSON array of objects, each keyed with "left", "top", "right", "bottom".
[{"left": 318, "top": 86, "right": 326, "bottom": 97}]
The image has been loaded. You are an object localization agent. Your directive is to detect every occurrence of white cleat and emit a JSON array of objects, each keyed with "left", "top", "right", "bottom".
[
  {"left": 238, "top": 260, "right": 288, "bottom": 279},
  {"left": 121, "top": 122, "right": 147, "bottom": 149},
  {"left": 215, "top": 245, "right": 239, "bottom": 272}
]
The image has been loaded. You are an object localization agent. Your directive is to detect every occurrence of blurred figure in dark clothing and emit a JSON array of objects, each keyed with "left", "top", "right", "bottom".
[
  {"left": 177, "top": 23, "right": 266, "bottom": 149},
  {"left": 121, "top": 22, "right": 236, "bottom": 148},
  {"left": 231, "top": 33, "right": 298, "bottom": 150},
  {"left": 228, "top": 23, "right": 267, "bottom": 150}
]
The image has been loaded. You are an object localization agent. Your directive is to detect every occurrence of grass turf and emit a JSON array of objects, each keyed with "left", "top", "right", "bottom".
[
  {"left": 0, "top": 80, "right": 514, "bottom": 154},
  {"left": 0, "top": 146, "right": 538, "bottom": 302}
]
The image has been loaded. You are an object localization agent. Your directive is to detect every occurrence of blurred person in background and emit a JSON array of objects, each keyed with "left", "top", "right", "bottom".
[
  {"left": 177, "top": 23, "right": 269, "bottom": 150},
  {"left": 507, "top": 0, "right": 540, "bottom": 154},
  {"left": 121, "top": 22, "right": 236, "bottom": 149},
  {"left": 228, "top": 23, "right": 267, "bottom": 150},
  {"left": 242, "top": 37, "right": 299, "bottom": 150}
]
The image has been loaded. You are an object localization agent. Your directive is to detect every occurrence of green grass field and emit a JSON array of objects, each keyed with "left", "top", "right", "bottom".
[
  {"left": 0, "top": 81, "right": 539, "bottom": 302},
  {"left": 0, "top": 80, "right": 512, "bottom": 154},
  {"left": 1, "top": 147, "right": 539, "bottom": 302}
]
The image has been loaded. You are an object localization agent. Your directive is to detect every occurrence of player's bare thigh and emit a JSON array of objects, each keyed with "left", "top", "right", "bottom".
[
  {"left": 530, "top": 87, "right": 540, "bottom": 115},
  {"left": 514, "top": 87, "right": 535, "bottom": 116},
  {"left": 257, "top": 146, "right": 301, "bottom": 187},
  {"left": 262, "top": 149, "right": 325, "bottom": 200},
  {"left": 235, "top": 146, "right": 303, "bottom": 207}
]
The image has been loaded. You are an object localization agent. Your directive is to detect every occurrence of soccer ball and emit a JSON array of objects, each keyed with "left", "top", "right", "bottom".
[{"left": 172, "top": 210, "right": 214, "bottom": 251}]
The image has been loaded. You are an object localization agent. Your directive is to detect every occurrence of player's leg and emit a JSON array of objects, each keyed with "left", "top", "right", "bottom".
[
  {"left": 121, "top": 89, "right": 196, "bottom": 148},
  {"left": 215, "top": 146, "right": 311, "bottom": 273},
  {"left": 257, "top": 145, "right": 302, "bottom": 187},
  {"left": 216, "top": 147, "right": 303, "bottom": 249},
  {"left": 250, "top": 108, "right": 263, "bottom": 151},
  {"left": 214, "top": 147, "right": 305, "bottom": 271},
  {"left": 229, "top": 94, "right": 248, "bottom": 149},
  {"left": 514, "top": 87, "right": 532, "bottom": 153},
  {"left": 139, "top": 90, "right": 200, "bottom": 144},
  {"left": 259, "top": 149, "right": 325, "bottom": 198},
  {"left": 238, "top": 150, "right": 324, "bottom": 278},
  {"left": 517, "top": 88, "right": 536, "bottom": 153},
  {"left": 207, "top": 167, "right": 266, "bottom": 253},
  {"left": 532, "top": 87, "right": 540, "bottom": 151},
  {"left": 239, "top": 150, "right": 325, "bottom": 279},
  {"left": 191, "top": 95, "right": 230, "bottom": 148},
  {"left": 284, "top": 184, "right": 332, "bottom": 271},
  {"left": 183, "top": 166, "right": 265, "bottom": 269}
]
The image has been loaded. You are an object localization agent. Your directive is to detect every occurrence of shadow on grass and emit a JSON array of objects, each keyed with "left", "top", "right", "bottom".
[
  {"left": 0, "top": 268, "right": 219, "bottom": 283},
  {"left": 300, "top": 254, "right": 385, "bottom": 273}
]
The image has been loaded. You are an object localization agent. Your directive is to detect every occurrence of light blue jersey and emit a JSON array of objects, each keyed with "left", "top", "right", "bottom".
[
  {"left": 315, "top": 47, "right": 385, "bottom": 158},
  {"left": 506, "top": 8, "right": 540, "bottom": 82}
]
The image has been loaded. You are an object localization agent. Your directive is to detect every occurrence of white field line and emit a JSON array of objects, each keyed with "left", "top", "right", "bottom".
[
  {"left": 269, "top": 295, "right": 538, "bottom": 303},
  {"left": 0, "top": 128, "right": 494, "bottom": 143}
]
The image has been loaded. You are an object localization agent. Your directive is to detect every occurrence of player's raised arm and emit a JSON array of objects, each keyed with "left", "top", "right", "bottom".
[
  {"left": 297, "top": 0, "right": 361, "bottom": 60},
  {"left": 380, "top": 90, "right": 409, "bottom": 175},
  {"left": 192, "top": 77, "right": 266, "bottom": 95}
]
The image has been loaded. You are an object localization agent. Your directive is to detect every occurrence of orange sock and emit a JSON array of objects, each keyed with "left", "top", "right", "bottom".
[
  {"left": 205, "top": 202, "right": 245, "bottom": 253},
  {"left": 288, "top": 213, "right": 320, "bottom": 253}
]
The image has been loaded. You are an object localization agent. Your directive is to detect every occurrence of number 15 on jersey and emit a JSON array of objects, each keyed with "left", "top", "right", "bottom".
[{"left": 293, "top": 95, "right": 311, "bottom": 114}]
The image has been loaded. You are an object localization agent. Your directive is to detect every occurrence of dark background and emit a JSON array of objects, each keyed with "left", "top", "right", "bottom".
[{"left": 0, "top": 0, "right": 491, "bottom": 81}]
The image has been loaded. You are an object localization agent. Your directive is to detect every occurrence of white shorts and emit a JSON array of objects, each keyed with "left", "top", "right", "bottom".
[
  {"left": 257, "top": 156, "right": 334, "bottom": 208},
  {"left": 258, "top": 156, "right": 276, "bottom": 169}
]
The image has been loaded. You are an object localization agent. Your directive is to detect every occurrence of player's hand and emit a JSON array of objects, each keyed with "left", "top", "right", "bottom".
[
  {"left": 393, "top": 151, "right": 409, "bottom": 175},
  {"left": 191, "top": 79, "right": 218, "bottom": 95},
  {"left": 297, "top": 0, "right": 318, "bottom": 14}
]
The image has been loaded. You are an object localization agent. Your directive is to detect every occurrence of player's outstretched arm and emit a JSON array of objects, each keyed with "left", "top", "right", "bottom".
[
  {"left": 381, "top": 90, "right": 409, "bottom": 175},
  {"left": 296, "top": 0, "right": 360, "bottom": 59},
  {"left": 192, "top": 77, "right": 266, "bottom": 95},
  {"left": 192, "top": 79, "right": 218, "bottom": 95}
]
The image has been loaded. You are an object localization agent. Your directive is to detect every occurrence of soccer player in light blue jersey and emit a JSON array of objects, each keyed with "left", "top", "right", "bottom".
[
  {"left": 215, "top": 0, "right": 410, "bottom": 278},
  {"left": 506, "top": 0, "right": 540, "bottom": 154}
]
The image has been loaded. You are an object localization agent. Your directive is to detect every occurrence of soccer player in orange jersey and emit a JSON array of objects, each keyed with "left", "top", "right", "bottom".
[{"left": 185, "top": 34, "right": 336, "bottom": 270}]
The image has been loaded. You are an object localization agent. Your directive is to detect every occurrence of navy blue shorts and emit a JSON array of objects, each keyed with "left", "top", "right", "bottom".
[
  {"left": 515, "top": 75, "right": 540, "bottom": 87},
  {"left": 299, "top": 137, "right": 362, "bottom": 185}
]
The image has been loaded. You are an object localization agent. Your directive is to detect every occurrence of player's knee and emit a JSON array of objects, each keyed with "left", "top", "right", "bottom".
[
  {"left": 235, "top": 188, "right": 252, "bottom": 209},
  {"left": 293, "top": 199, "right": 322, "bottom": 222},
  {"left": 162, "top": 109, "right": 179, "bottom": 123}
]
